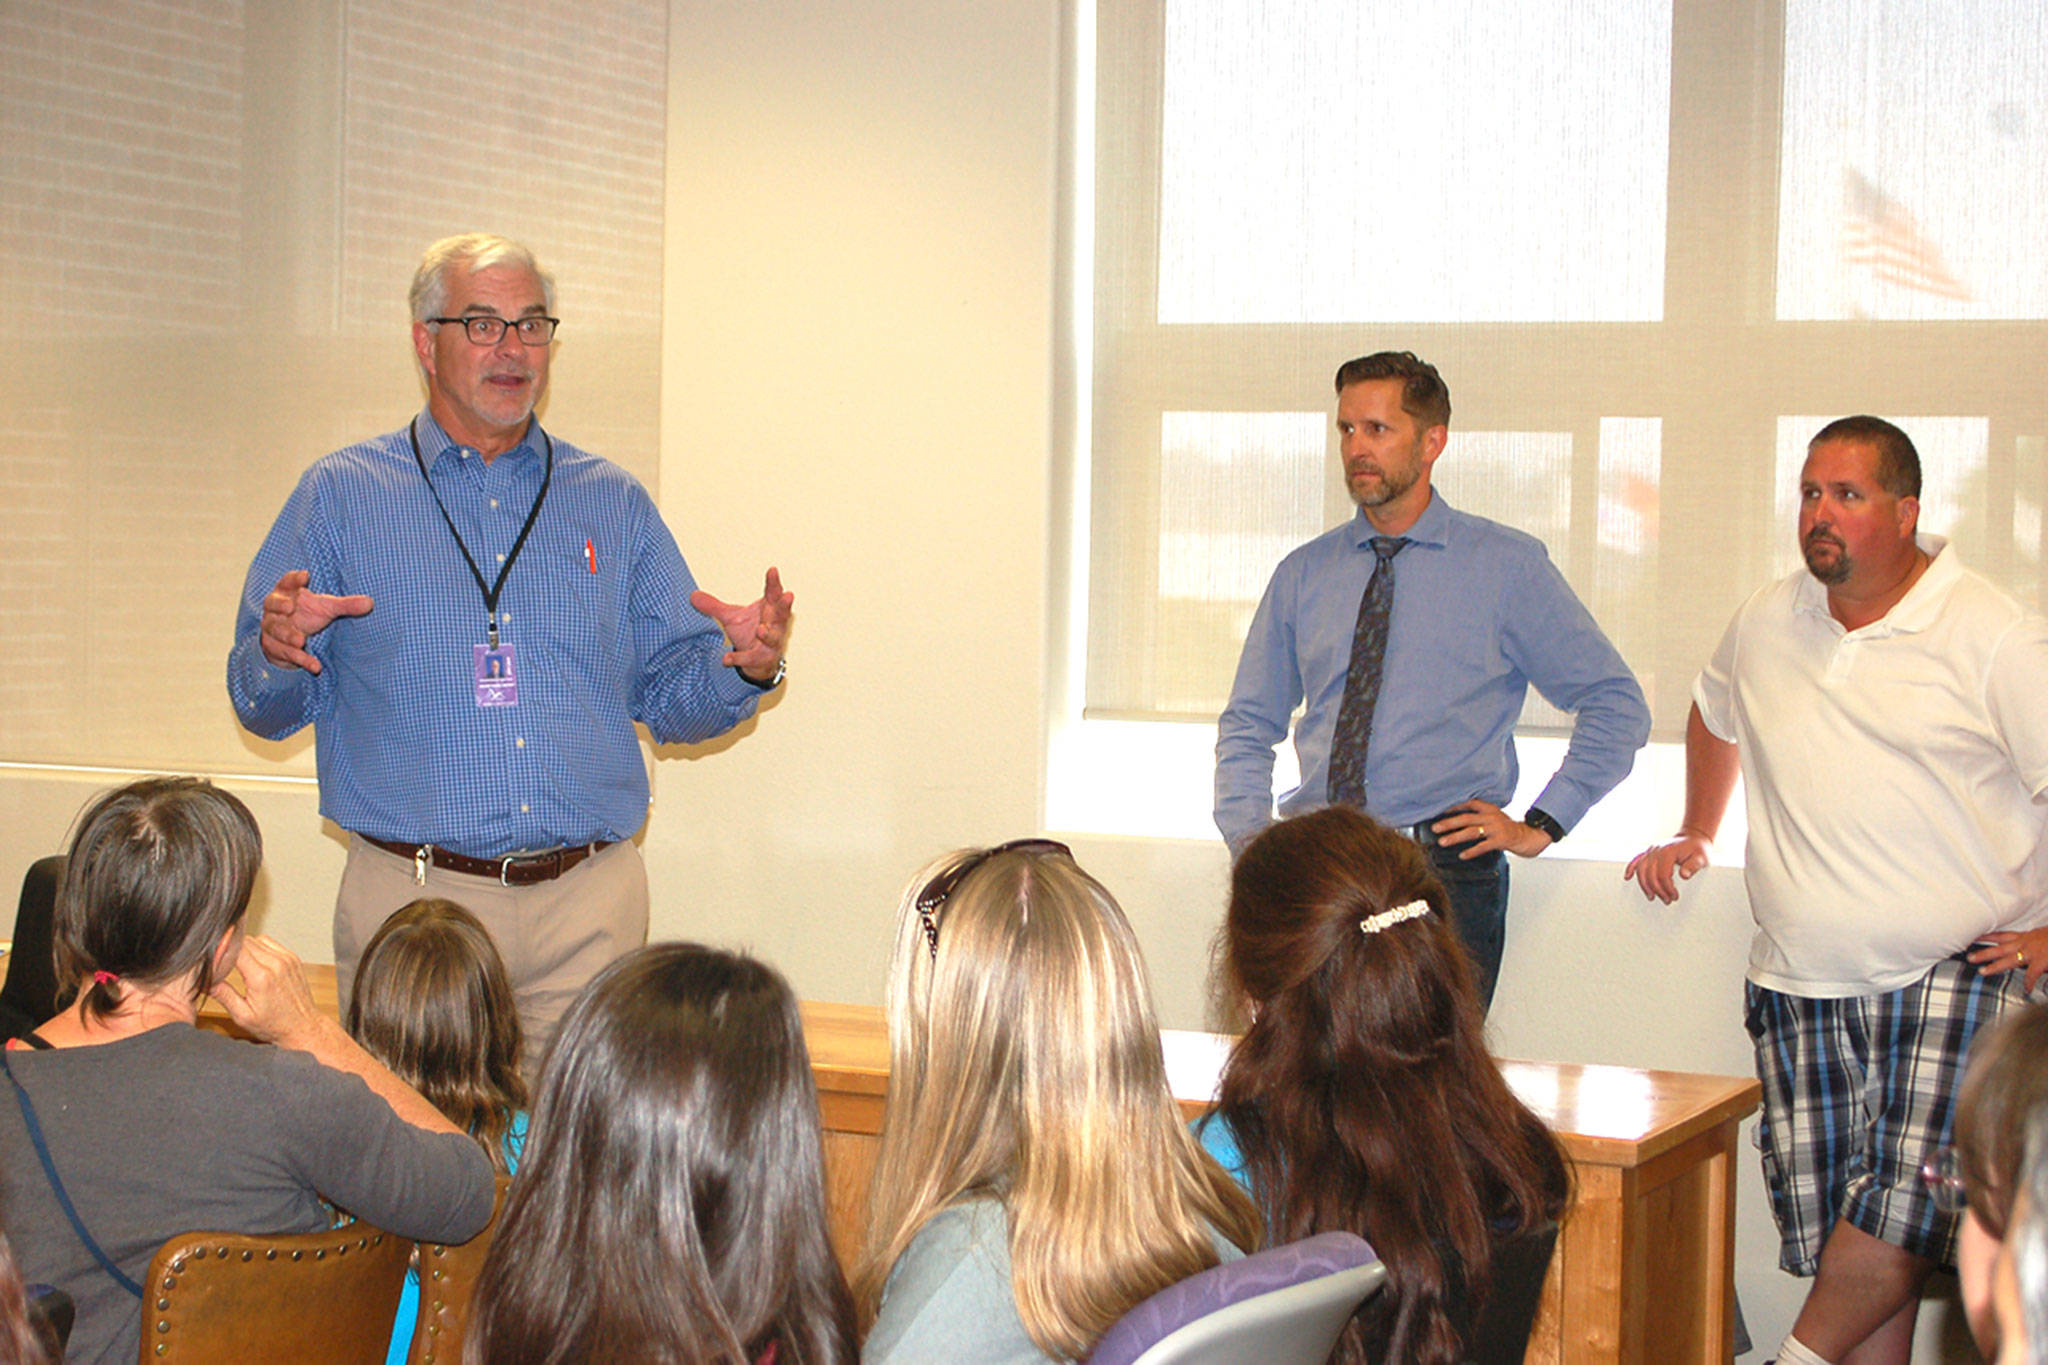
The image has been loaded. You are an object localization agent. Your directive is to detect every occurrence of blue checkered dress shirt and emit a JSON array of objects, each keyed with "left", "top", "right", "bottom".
[{"left": 229, "top": 412, "right": 762, "bottom": 858}]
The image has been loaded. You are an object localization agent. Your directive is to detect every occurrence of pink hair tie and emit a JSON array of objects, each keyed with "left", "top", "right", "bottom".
[{"left": 92, "top": 969, "right": 120, "bottom": 987}]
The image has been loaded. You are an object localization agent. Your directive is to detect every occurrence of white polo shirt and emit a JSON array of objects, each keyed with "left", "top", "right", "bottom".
[{"left": 1695, "top": 537, "right": 2048, "bottom": 996}]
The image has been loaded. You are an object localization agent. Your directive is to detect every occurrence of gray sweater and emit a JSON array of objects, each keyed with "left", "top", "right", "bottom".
[
  {"left": 863, "top": 1199, "right": 1245, "bottom": 1364},
  {"left": 0, "top": 1024, "right": 494, "bottom": 1365}
]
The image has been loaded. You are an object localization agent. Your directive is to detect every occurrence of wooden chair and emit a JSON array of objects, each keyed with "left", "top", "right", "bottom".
[
  {"left": 405, "top": 1174, "right": 514, "bottom": 1365},
  {"left": 139, "top": 1221, "right": 409, "bottom": 1363}
]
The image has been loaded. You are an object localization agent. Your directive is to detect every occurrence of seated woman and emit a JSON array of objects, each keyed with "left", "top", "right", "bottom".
[
  {"left": 466, "top": 943, "right": 856, "bottom": 1364},
  {"left": 857, "top": 840, "right": 1261, "bottom": 1364},
  {"left": 345, "top": 898, "right": 530, "bottom": 1365},
  {"left": 0, "top": 777, "right": 494, "bottom": 1365},
  {"left": 1201, "top": 806, "right": 1569, "bottom": 1365},
  {"left": 1951, "top": 1003, "right": 2048, "bottom": 1358}
]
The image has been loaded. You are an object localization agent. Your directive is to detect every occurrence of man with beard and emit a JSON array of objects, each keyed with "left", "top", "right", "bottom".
[
  {"left": 228, "top": 233, "right": 792, "bottom": 1072},
  {"left": 1215, "top": 350, "right": 1649, "bottom": 1008},
  {"left": 1626, "top": 416, "right": 2048, "bottom": 1365}
]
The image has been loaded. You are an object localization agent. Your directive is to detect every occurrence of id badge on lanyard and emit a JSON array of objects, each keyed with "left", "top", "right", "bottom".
[
  {"left": 475, "top": 644, "right": 517, "bottom": 706},
  {"left": 409, "top": 418, "right": 553, "bottom": 711}
]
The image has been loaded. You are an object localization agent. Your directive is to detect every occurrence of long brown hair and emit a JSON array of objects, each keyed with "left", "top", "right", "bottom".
[
  {"left": 1215, "top": 807, "right": 1568, "bottom": 1365},
  {"left": 345, "top": 899, "right": 526, "bottom": 1172},
  {"left": 1956, "top": 1003, "right": 2048, "bottom": 1239},
  {"left": 465, "top": 944, "right": 856, "bottom": 1365},
  {"left": 856, "top": 844, "right": 1260, "bottom": 1359}
]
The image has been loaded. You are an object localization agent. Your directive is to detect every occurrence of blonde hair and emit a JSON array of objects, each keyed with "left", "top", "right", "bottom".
[{"left": 855, "top": 845, "right": 1260, "bottom": 1358}]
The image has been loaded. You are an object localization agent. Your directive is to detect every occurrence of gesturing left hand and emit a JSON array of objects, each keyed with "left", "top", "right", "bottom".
[
  {"left": 1431, "top": 798, "right": 1554, "bottom": 860},
  {"left": 690, "top": 566, "right": 794, "bottom": 683}
]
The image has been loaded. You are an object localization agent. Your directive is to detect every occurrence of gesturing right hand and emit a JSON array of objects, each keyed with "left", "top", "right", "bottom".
[
  {"left": 260, "top": 570, "right": 373, "bottom": 672},
  {"left": 1622, "top": 834, "right": 1712, "bottom": 905}
]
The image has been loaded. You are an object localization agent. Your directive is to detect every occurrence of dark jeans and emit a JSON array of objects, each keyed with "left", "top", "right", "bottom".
[{"left": 1423, "top": 838, "right": 1509, "bottom": 1011}]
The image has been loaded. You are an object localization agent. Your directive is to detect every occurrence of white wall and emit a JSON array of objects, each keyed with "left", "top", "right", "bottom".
[{"left": 0, "top": 2, "right": 1976, "bottom": 1359}]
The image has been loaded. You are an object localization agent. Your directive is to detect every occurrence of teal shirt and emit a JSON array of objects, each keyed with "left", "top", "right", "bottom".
[
  {"left": 384, "top": 1111, "right": 527, "bottom": 1365},
  {"left": 1193, "top": 1113, "right": 1249, "bottom": 1190}
]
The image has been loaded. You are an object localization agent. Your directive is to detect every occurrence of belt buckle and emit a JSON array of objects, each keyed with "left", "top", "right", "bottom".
[{"left": 501, "top": 848, "right": 561, "bottom": 887}]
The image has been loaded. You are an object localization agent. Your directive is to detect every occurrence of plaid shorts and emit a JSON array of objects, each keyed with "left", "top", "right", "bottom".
[{"left": 1746, "top": 955, "right": 2023, "bottom": 1274}]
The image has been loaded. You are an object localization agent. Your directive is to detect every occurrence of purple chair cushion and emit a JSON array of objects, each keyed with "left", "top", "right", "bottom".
[{"left": 1084, "top": 1231, "right": 1377, "bottom": 1365}]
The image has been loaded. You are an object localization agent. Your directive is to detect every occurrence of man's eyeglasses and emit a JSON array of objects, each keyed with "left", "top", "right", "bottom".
[
  {"left": 914, "top": 838, "right": 1072, "bottom": 962},
  {"left": 1920, "top": 1145, "right": 1967, "bottom": 1213},
  {"left": 428, "top": 315, "right": 561, "bottom": 346}
]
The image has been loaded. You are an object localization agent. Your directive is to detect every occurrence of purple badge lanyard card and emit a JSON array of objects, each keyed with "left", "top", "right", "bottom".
[{"left": 408, "top": 417, "right": 553, "bottom": 708}]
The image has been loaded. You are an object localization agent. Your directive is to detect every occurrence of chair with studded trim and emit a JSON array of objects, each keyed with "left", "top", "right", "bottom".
[
  {"left": 404, "top": 1174, "right": 513, "bottom": 1365},
  {"left": 136, "top": 1219, "right": 410, "bottom": 1363}
]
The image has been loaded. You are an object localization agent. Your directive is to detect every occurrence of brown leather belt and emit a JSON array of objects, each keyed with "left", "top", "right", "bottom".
[{"left": 359, "top": 835, "right": 614, "bottom": 887}]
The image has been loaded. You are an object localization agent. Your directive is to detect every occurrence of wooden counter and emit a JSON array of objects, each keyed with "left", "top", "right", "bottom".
[{"left": 211, "top": 973, "right": 1757, "bottom": 1364}]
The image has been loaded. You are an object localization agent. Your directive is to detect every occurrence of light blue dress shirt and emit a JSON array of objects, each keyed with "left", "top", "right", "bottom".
[
  {"left": 229, "top": 413, "right": 762, "bottom": 858},
  {"left": 1214, "top": 493, "right": 1650, "bottom": 855}
]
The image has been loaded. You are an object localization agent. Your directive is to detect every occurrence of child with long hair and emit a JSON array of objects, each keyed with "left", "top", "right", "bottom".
[
  {"left": 345, "top": 899, "right": 529, "bottom": 1365},
  {"left": 1203, "top": 806, "right": 1569, "bottom": 1365},
  {"left": 1951, "top": 1003, "right": 2048, "bottom": 1358},
  {"left": 857, "top": 840, "right": 1261, "bottom": 1362},
  {"left": 465, "top": 943, "right": 856, "bottom": 1365}
]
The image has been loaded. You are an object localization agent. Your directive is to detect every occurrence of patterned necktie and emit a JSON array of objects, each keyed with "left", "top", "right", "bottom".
[{"left": 1325, "top": 536, "right": 1409, "bottom": 808}]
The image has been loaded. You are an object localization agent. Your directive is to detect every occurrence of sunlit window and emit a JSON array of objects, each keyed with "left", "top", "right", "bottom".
[{"left": 1157, "top": 0, "right": 1672, "bottom": 323}]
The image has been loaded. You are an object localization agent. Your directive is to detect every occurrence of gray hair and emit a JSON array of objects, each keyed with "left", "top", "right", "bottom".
[
  {"left": 408, "top": 233, "right": 557, "bottom": 324},
  {"left": 55, "top": 777, "right": 261, "bottom": 1022}
]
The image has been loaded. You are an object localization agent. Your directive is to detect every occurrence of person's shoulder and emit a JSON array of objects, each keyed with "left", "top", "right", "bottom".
[
  {"left": 113, "top": 1024, "right": 299, "bottom": 1107},
  {"left": 867, "top": 1201, "right": 1030, "bottom": 1363},
  {"left": 911, "top": 1199, "right": 1008, "bottom": 1256},
  {"left": 1724, "top": 567, "right": 1807, "bottom": 626},
  {"left": 887, "top": 1200, "right": 1011, "bottom": 1294},
  {"left": 307, "top": 426, "right": 414, "bottom": 475},
  {"left": 1436, "top": 502, "right": 1550, "bottom": 562},
  {"left": 1272, "top": 518, "right": 1361, "bottom": 573},
  {"left": 293, "top": 427, "right": 419, "bottom": 497},
  {"left": 545, "top": 435, "right": 643, "bottom": 486},
  {"left": 541, "top": 436, "right": 660, "bottom": 513},
  {"left": 1931, "top": 552, "right": 2038, "bottom": 630}
]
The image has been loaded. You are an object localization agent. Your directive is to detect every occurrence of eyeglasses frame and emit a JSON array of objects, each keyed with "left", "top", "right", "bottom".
[{"left": 427, "top": 314, "right": 562, "bottom": 345}]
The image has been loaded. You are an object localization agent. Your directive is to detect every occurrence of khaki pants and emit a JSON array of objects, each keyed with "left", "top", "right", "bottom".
[{"left": 334, "top": 835, "right": 649, "bottom": 1080}]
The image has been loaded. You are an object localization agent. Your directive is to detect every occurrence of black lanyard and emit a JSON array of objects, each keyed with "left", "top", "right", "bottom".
[{"left": 409, "top": 418, "right": 553, "bottom": 648}]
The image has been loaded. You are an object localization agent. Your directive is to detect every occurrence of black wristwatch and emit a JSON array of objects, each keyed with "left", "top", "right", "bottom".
[
  {"left": 1524, "top": 807, "right": 1567, "bottom": 844},
  {"left": 737, "top": 657, "right": 787, "bottom": 691}
]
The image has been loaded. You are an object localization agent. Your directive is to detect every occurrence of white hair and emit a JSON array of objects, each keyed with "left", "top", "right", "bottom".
[{"left": 408, "top": 233, "right": 557, "bottom": 323}]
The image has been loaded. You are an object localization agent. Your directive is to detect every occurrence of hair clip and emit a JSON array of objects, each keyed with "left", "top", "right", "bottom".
[
  {"left": 1359, "top": 900, "right": 1430, "bottom": 936},
  {"left": 92, "top": 969, "right": 121, "bottom": 987}
]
